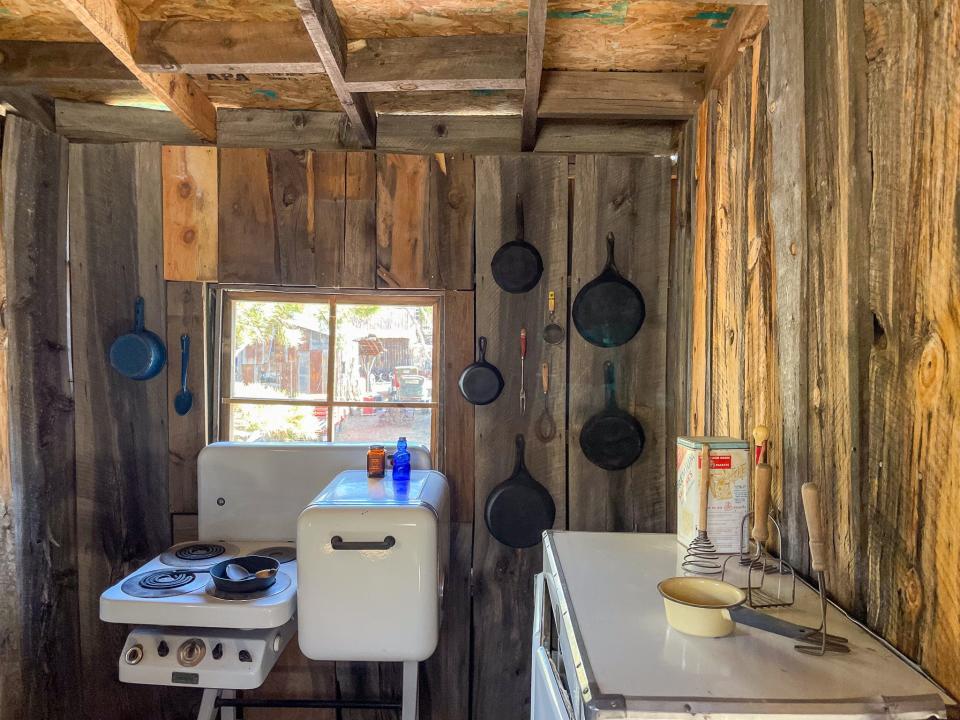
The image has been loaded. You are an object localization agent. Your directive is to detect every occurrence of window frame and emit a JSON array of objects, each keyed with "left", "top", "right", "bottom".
[{"left": 214, "top": 287, "right": 443, "bottom": 455}]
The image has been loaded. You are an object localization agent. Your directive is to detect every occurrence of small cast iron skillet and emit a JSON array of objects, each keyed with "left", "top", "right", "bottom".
[
  {"left": 491, "top": 194, "right": 543, "bottom": 294},
  {"left": 458, "top": 336, "right": 504, "bottom": 406},
  {"left": 572, "top": 232, "right": 645, "bottom": 348},
  {"left": 579, "top": 361, "right": 645, "bottom": 470},
  {"left": 485, "top": 435, "right": 555, "bottom": 549},
  {"left": 210, "top": 555, "right": 280, "bottom": 594}
]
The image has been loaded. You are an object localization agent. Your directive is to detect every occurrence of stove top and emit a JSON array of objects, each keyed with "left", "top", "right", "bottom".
[{"left": 100, "top": 540, "right": 298, "bottom": 629}]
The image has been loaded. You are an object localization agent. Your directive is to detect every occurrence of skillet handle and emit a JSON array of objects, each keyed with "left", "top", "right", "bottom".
[
  {"left": 603, "top": 361, "right": 616, "bottom": 408},
  {"left": 477, "top": 336, "right": 487, "bottom": 361},
  {"left": 605, "top": 233, "right": 617, "bottom": 270},
  {"left": 514, "top": 434, "right": 526, "bottom": 471},
  {"left": 133, "top": 296, "right": 145, "bottom": 333},
  {"left": 516, "top": 194, "right": 525, "bottom": 242}
]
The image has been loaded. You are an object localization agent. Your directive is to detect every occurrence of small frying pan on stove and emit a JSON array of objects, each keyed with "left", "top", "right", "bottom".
[
  {"left": 491, "top": 194, "right": 543, "bottom": 294},
  {"left": 458, "top": 336, "right": 504, "bottom": 405},
  {"left": 580, "top": 362, "right": 645, "bottom": 470},
  {"left": 485, "top": 434, "right": 555, "bottom": 549},
  {"left": 572, "top": 232, "right": 645, "bottom": 348}
]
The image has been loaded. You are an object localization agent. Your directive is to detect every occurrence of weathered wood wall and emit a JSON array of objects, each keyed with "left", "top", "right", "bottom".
[{"left": 680, "top": 0, "right": 960, "bottom": 701}]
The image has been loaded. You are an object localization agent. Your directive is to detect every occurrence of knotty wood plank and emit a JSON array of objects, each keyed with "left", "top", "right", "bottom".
[
  {"left": 473, "top": 155, "right": 567, "bottom": 720},
  {"left": 59, "top": 0, "right": 217, "bottom": 140},
  {"left": 218, "top": 109, "right": 355, "bottom": 150},
  {"left": 342, "top": 152, "right": 377, "bottom": 289},
  {"left": 71, "top": 141, "right": 192, "bottom": 718},
  {"left": 345, "top": 34, "right": 526, "bottom": 92},
  {"left": 538, "top": 71, "right": 704, "bottom": 120},
  {"left": 442, "top": 291, "right": 475, "bottom": 522},
  {"left": 314, "top": 151, "right": 347, "bottom": 287},
  {"left": 293, "top": 0, "right": 377, "bottom": 147},
  {"left": 704, "top": 5, "right": 769, "bottom": 91},
  {"left": 569, "top": 155, "right": 671, "bottom": 533},
  {"left": 666, "top": 117, "right": 697, "bottom": 530},
  {"left": 534, "top": 120, "right": 677, "bottom": 155},
  {"left": 270, "top": 150, "right": 316, "bottom": 285},
  {"left": 218, "top": 148, "right": 279, "bottom": 284},
  {"left": 56, "top": 100, "right": 203, "bottom": 144},
  {"left": 377, "top": 115, "right": 521, "bottom": 154},
  {"left": 767, "top": 0, "right": 808, "bottom": 564},
  {"left": 0, "top": 116, "right": 79, "bottom": 720},
  {"left": 521, "top": 0, "right": 548, "bottom": 150},
  {"left": 0, "top": 39, "right": 136, "bottom": 88},
  {"left": 166, "top": 281, "right": 205, "bottom": 515},
  {"left": 863, "top": 0, "right": 960, "bottom": 695},
  {"left": 797, "top": 0, "right": 871, "bottom": 592},
  {"left": 376, "top": 154, "right": 475, "bottom": 290},
  {"left": 162, "top": 145, "right": 218, "bottom": 282}
]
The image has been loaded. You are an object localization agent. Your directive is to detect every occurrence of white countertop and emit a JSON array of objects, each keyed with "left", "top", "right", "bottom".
[{"left": 544, "top": 532, "right": 951, "bottom": 718}]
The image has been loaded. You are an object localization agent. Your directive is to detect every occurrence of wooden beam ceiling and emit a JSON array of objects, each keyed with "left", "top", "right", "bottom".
[
  {"left": 521, "top": 0, "right": 548, "bottom": 151},
  {"left": 704, "top": 5, "right": 769, "bottom": 90},
  {"left": 538, "top": 71, "right": 704, "bottom": 120},
  {"left": 57, "top": 0, "right": 217, "bottom": 141},
  {"left": 292, "top": 0, "right": 377, "bottom": 147}
]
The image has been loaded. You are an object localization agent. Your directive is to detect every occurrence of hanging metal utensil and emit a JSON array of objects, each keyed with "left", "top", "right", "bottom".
[
  {"left": 458, "top": 336, "right": 504, "bottom": 406},
  {"left": 174, "top": 334, "right": 193, "bottom": 416},
  {"left": 572, "top": 232, "right": 645, "bottom": 348},
  {"left": 484, "top": 434, "right": 556, "bottom": 548},
  {"left": 579, "top": 362, "right": 644, "bottom": 470},
  {"left": 543, "top": 291, "right": 565, "bottom": 345},
  {"left": 519, "top": 327, "right": 528, "bottom": 415},
  {"left": 682, "top": 442, "right": 721, "bottom": 575},
  {"left": 491, "top": 194, "right": 543, "bottom": 294},
  {"left": 535, "top": 362, "right": 556, "bottom": 442}
]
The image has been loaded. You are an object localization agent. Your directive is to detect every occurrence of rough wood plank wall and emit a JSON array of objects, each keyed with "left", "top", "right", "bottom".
[
  {"left": 162, "top": 145, "right": 218, "bottom": 282},
  {"left": 0, "top": 116, "right": 79, "bottom": 720},
  {"left": 568, "top": 155, "right": 671, "bottom": 533},
  {"left": 473, "top": 155, "right": 568, "bottom": 720},
  {"left": 69, "top": 141, "right": 194, "bottom": 718}
]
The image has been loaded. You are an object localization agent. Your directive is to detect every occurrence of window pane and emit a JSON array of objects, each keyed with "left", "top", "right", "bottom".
[
  {"left": 231, "top": 300, "right": 330, "bottom": 400},
  {"left": 228, "top": 403, "right": 327, "bottom": 442},
  {"left": 334, "top": 303, "right": 434, "bottom": 403},
  {"left": 332, "top": 407, "right": 432, "bottom": 449}
]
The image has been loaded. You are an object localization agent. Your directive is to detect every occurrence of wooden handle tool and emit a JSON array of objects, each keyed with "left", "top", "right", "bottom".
[
  {"left": 802, "top": 482, "right": 826, "bottom": 573},
  {"left": 541, "top": 362, "right": 549, "bottom": 395},
  {"left": 699, "top": 443, "right": 711, "bottom": 531},
  {"left": 752, "top": 462, "right": 772, "bottom": 544},
  {"left": 753, "top": 424, "right": 769, "bottom": 465}
]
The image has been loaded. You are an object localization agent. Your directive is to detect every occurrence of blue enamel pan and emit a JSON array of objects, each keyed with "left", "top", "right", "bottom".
[{"left": 110, "top": 296, "right": 166, "bottom": 380}]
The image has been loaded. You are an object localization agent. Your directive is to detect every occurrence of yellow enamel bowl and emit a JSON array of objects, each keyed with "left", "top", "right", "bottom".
[{"left": 657, "top": 577, "right": 747, "bottom": 638}]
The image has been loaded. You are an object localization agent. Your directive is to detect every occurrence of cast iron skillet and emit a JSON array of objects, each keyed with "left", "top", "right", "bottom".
[
  {"left": 458, "top": 336, "right": 504, "bottom": 405},
  {"left": 485, "top": 435, "right": 555, "bottom": 548},
  {"left": 579, "top": 361, "right": 645, "bottom": 470},
  {"left": 109, "top": 296, "right": 167, "bottom": 380},
  {"left": 572, "top": 232, "right": 645, "bottom": 348},
  {"left": 210, "top": 555, "right": 279, "bottom": 594},
  {"left": 491, "top": 194, "right": 543, "bottom": 294}
]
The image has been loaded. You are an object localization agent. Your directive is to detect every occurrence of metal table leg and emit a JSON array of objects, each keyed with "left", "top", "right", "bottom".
[{"left": 402, "top": 661, "right": 419, "bottom": 720}]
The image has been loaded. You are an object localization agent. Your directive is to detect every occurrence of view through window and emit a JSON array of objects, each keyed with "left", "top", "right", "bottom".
[{"left": 220, "top": 292, "right": 438, "bottom": 450}]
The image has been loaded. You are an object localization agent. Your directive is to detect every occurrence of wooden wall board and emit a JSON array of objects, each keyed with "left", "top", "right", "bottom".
[
  {"left": 533, "top": 120, "right": 677, "bottom": 155},
  {"left": 162, "top": 145, "right": 218, "bottom": 281},
  {"left": 0, "top": 116, "right": 79, "bottom": 720},
  {"left": 342, "top": 151, "right": 378, "bottom": 288},
  {"left": 217, "top": 108, "right": 355, "bottom": 150},
  {"left": 376, "top": 153, "right": 474, "bottom": 290},
  {"left": 441, "top": 291, "right": 475, "bottom": 522},
  {"left": 70, "top": 141, "right": 193, "bottom": 718},
  {"left": 568, "top": 154, "right": 672, "bottom": 533},
  {"left": 166, "top": 281, "right": 206, "bottom": 515},
  {"left": 472, "top": 154, "right": 567, "bottom": 720},
  {"left": 862, "top": 0, "right": 960, "bottom": 697},
  {"left": 218, "top": 147, "right": 280, "bottom": 283},
  {"left": 314, "top": 151, "right": 347, "bottom": 287},
  {"left": 56, "top": 99, "right": 204, "bottom": 144},
  {"left": 171, "top": 512, "right": 198, "bottom": 543},
  {"left": 376, "top": 115, "right": 521, "bottom": 154}
]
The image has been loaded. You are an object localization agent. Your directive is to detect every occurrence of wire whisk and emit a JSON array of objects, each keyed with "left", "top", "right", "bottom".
[{"left": 682, "top": 442, "right": 721, "bottom": 575}]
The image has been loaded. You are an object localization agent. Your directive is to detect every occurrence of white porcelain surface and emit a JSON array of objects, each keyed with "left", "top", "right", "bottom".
[{"left": 297, "top": 469, "right": 449, "bottom": 662}]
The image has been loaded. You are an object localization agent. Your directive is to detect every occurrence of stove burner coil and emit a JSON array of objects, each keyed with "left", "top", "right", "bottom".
[
  {"left": 174, "top": 543, "right": 226, "bottom": 561},
  {"left": 139, "top": 570, "right": 197, "bottom": 590}
]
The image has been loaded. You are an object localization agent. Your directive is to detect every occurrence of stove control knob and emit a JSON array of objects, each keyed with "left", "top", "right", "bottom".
[
  {"left": 238, "top": 650, "right": 252, "bottom": 663},
  {"left": 124, "top": 644, "right": 143, "bottom": 665},
  {"left": 157, "top": 641, "right": 169, "bottom": 658},
  {"left": 177, "top": 639, "right": 206, "bottom": 667},
  {"left": 212, "top": 643, "right": 223, "bottom": 660},
  {"left": 273, "top": 634, "right": 281, "bottom": 652}
]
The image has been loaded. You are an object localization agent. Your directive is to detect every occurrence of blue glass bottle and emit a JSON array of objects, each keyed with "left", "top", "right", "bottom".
[{"left": 393, "top": 436, "right": 411, "bottom": 492}]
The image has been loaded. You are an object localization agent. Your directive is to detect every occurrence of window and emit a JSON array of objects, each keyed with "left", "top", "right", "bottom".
[{"left": 219, "top": 291, "right": 439, "bottom": 452}]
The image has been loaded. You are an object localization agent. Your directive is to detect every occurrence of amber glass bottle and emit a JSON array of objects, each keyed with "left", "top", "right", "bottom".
[{"left": 366, "top": 445, "right": 386, "bottom": 478}]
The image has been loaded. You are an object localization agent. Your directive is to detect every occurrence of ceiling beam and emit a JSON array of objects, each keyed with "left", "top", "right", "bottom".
[
  {"left": 292, "top": 0, "right": 377, "bottom": 148},
  {"left": 703, "top": 5, "right": 769, "bottom": 90},
  {"left": 57, "top": 0, "right": 217, "bottom": 140},
  {"left": 343, "top": 35, "right": 526, "bottom": 92},
  {"left": 0, "top": 87, "right": 56, "bottom": 132},
  {"left": 538, "top": 71, "right": 704, "bottom": 120},
  {"left": 0, "top": 40, "right": 136, "bottom": 88},
  {"left": 521, "top": 0, "right": 548, "bottom": 151}
]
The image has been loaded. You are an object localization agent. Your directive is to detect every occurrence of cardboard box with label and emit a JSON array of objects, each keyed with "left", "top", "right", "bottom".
[{"left": 677, "top": 436, "right": 750, "bottom": 554}]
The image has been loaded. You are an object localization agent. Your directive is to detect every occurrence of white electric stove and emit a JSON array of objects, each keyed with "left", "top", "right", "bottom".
[{"left": 100, "top": 441, "right": 432, "bottom": 718}]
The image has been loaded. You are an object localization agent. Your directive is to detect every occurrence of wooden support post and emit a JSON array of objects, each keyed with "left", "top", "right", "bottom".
[
  {"left": 704, "top": 5, "right": 769, "bottom": 91},
  {"left": 293, "top": 0, "right": 377, "bottom": 148},
  {"left": 521, "top": 0, "right": 548, "bottom": 151},
  {"left": 58, "top": 0, "right": 217, "bottom": 141}
]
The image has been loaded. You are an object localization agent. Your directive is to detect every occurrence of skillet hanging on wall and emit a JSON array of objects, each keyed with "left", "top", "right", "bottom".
[
  {"left": 109, "top": 296, "right": 167, "bottom": 380},
  {"left": 491, "top": 194, "right": 543, "bottom": 294},
  {"left": 458, "top": 336, "right": 504, "bottom": 405},
  {"left": 579, "top": 361, "right": 645, "bottom": 470},
  {"left": 572, "top": 232, "right": 645, "bottom": 347},
  {"left": 485, "top": 434, "right": 556, "bottom": 548}
]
